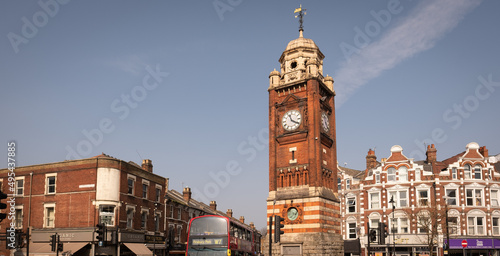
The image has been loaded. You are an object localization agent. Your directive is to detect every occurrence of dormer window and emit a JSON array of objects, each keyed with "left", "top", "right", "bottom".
[
  {"left": 464, "top": 164, "right": 472, "bottom": 179},
  {"left": 387, "top": 167, "right": 396, "bottom": 182},
  {"left": 474, "top": 165, "right": 482, "bottom": 179}
]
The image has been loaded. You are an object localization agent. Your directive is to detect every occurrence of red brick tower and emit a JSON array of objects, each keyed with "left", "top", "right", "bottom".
[{"left": 266, "top": 26, "right": 343, "bottom": 255}]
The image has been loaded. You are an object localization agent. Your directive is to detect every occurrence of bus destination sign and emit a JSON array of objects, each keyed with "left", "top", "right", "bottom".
[{"left": 192, "top": 238, "right": 224, "bottom": 246}]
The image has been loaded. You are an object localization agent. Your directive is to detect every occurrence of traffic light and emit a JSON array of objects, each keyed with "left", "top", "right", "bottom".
[
  {"left": 57, "top": 241, "right": 63, "bottom": 252},
  {"left": 0, "top": 191, "right": 7, "bottom": 221},
  {"left": 274, "top": 216, "right": 285, "bottom": 243},
  {"left": 369, "top": 229, "right": 377, "bottom": 243},
  {"left": 379, "top": 223, "right": 388, "bottom": 245},
  {"left": 50, "top": 234, "right": 57, "bottom": 252},
  {"left": 96, "top": 224, "right": 106, "bottom": 245}
]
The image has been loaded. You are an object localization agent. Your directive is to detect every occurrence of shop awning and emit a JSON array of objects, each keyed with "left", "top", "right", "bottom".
[
  {"left": 61, "top": 243, "right": 89, "bottom": 254},
  {"left": 29, "top": 243, "right": 56, "bottom": 255},
  {"left": 124, "top": 243, "right": 153, "bottom": 256},
  {"left": 29, "top": 242, "right": 88, "bottom": 255}
]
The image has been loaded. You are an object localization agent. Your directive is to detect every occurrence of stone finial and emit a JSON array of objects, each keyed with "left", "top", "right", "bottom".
[
  {"left": 324, "top": 75, "right": 334, "bottom": 91},
  {"left": 269, "top": 69, "right": 281, "bottom": 89}
]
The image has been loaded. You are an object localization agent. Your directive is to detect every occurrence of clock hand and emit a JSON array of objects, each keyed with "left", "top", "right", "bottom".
[{"left": 291, "top": 117, "right": 299, "bottom": 124}]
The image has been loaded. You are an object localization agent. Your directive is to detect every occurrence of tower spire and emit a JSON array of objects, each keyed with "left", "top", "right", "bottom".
[{"left": 294, "top": 4, "right": 306, "bottom": 37}]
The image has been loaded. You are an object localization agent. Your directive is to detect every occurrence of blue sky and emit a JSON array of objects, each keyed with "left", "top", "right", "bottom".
[{"left": 1, "top": 0, "right": 499, "bottom": 230}]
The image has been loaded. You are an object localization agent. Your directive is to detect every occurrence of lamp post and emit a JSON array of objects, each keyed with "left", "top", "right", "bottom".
[
  {"left": 389, "top": 196, "right": 396, "bottom": 256},
  {"left": 154, "top": 203, "right": 157, "bottom": 256}
]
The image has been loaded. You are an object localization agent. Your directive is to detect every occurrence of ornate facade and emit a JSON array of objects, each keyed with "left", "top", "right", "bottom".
[{"left": 339, "top": 143, "right": 500, "bottom": 256}]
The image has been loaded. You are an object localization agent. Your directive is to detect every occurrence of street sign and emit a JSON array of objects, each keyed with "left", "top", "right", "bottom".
[{"left": 462, "top": 240, "right": 467, "bottom": 248}]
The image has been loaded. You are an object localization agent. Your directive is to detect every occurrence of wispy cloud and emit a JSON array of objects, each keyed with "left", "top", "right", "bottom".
[
  {"left": 334, "top": 0, "right": 482, "bottom": 107},
  {"left": 106, "top": 54, "right": 150, "bottom": 76}
]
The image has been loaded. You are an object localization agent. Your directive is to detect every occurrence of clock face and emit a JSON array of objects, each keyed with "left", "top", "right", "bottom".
[
  {"left": 282, "top": 110, "right": 301, "bottom": 131},
  {"left": 287, "top": 207, "right": 299, "bottom": 221},
  {"left": 321, "top": 112, "right": 329, "bottom": 132}
]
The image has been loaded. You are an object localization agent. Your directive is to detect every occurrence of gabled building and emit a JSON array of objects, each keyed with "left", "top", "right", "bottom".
[{"left": 339, "top": 142, "right": 500, "bottom": 256}]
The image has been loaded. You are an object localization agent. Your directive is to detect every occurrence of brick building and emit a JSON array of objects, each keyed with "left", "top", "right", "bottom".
[
  {"left": 0, "top": 153, "right": 261, "bottom": 256},
  {"left": 0, "top": 154, "right": 167, "bottom": 256},
  {"left": 339, "top": 142, "right": 500, "bottom": 256}
]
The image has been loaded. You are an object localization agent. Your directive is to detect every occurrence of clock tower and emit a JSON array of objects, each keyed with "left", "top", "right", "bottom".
[{"left": 266, "top": 7, "right": 343, "bottom": 256}]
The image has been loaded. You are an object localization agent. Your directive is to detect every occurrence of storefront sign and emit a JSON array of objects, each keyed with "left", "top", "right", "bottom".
[
  {"left": 120, "top": 232, "right": 145, "bottom": 243},
  {"left": 31, "top": 230, "right": 93, "bottom": 242},
  {"left": 145, "top": 235, "right": 165, "bottom": 244},
  {"left": 448, "top": 239, "right": 498, "bottom": 249}
]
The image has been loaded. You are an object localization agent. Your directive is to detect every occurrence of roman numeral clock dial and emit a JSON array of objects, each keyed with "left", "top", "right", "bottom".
[
  {"left": 321, "top": 112, "right": 330, "bottom": 132},
  {"left": 282, "top": 110, "right": 301, "bottom": 131}
]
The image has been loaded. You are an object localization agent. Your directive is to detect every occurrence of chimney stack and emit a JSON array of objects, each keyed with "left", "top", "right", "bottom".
[
  {"left": 142, "top": 159, "right": 153, "bottom": 173},
  {"left": 210, "top": 201, "right": 217, "bottom": 211},
  {"left": 183, "top": 187, "right": 192, "bottom": 202},
  {"left": 426, "top": 144, "right": 437, "bottom": 163},
  {"left": 239, "top": 216, "right": 245, "bottom": 224},
  {"left": 366, "top": 149, "right": 377, "bottom": 170},
  {"left": 226, "top": 209, "right": 233, "bottom": 218},
  {"left": 250, "top": 222, "right": 255, "bottom": 229},
  {"left": 479, "top": 146, "right": 489, "bottom": 158}
]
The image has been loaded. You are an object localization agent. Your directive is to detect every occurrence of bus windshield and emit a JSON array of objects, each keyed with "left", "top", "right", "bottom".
[
  {"left": 186, "top": 248, "right": 228, "bottom": 256},
  {"left": 189, "top": 217, "right": 228, "bottom": 236},
  {"left": 187, "top": 217, "right": 229, "bottom": 256}
]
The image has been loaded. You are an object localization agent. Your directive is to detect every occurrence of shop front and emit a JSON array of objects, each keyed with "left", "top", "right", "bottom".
[{"left": 445, "top": 239, "right": 500, "bottom": 256}]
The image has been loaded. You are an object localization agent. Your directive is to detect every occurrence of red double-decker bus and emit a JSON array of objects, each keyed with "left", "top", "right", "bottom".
[{"left": 186, "top": 215, "right": 261, "bottom": 256}]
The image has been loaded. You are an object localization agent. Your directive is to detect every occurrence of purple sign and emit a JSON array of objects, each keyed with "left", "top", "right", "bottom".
[{"left": 447, "top": 239, "right": 500, "bottom": 249}]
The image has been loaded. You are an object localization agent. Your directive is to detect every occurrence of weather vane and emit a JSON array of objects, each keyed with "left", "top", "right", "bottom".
[{"left": 294, "top": 4, "right": 306, "bottom": 32}]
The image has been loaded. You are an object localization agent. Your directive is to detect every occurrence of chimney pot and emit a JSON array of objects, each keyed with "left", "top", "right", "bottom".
[
  {"left": 226, "top": 209, "right": 233, "bottom": 218},
  {"left": 426, "top": 144, "right": 437, "bottom": 163},
  {"left": 183, "top": 187, "right": 192, "bottom": 202},
  {"left": 210, "top": 201, "right": 217, "bottom": 211},
  {"left": 366, "top": 149, "right": 377, "bottom": 170},
  {"left": 142, "top": 159, "right": 153, "bottom": 172}
]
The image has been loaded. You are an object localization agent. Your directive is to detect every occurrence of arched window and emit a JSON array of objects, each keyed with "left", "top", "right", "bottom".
[
  {"left": 492, "top": 211, "right": 500, "bottom": 235},
  {"left": 474, "top": 165, "right": 482, "bottom": 179},
  {"left": 447, "top": 210, "right": 460, "bottom": 235},
  {"left": 467, "top": 210, "right": 486, "bottom": 235},
  {"left": 399, "top": 166, "right": 408, "bottom": 182},
  {"left": 387, "top": 167, "right": 396, "bottom": 182},
  {"left": 464, "top": 164, "right": 472, "bottom": 179}
]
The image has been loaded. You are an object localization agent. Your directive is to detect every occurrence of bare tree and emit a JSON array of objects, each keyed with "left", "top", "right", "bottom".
[{"left": 412, "top": 203, "right": 444, "bottom": 256}]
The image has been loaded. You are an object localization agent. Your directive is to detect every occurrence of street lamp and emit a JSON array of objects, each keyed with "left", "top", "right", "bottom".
[
  {"left": 389, "top": 196, "right": 396, "bottom": 256},
  {"left": 153, "top": 203, "right": 158, "bottom": 256}
]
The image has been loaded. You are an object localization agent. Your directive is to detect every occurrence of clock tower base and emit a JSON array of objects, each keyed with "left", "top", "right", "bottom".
[
  {"left": 265, "top": 188, "right": 343, "bottom": 256},
  {"left": 263, "top": 226, "right": 344, "bottom": 256}
]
